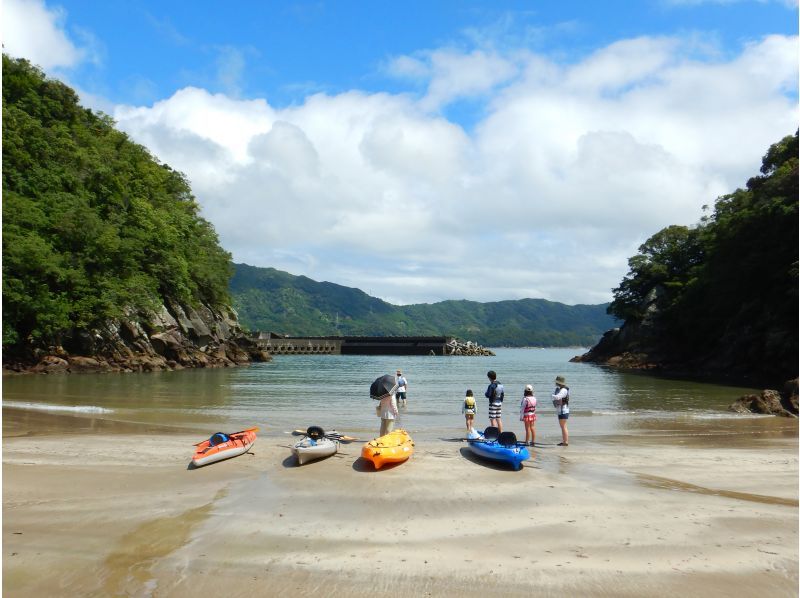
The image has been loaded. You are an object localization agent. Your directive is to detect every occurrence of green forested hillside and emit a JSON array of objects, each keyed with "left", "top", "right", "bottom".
[
  {"left": 607, "top": 132, "right": 798, "bottom": 384},
  {"left": 2, "top": 56, "right": 232, "bottom": 353},
  {"left": 230, "top": 263, "right": 616, "bottom": 346}
]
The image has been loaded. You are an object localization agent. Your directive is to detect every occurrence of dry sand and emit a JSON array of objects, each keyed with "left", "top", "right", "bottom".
[{"left": 3, "top": 409, "right": 798, "bottom": 597}]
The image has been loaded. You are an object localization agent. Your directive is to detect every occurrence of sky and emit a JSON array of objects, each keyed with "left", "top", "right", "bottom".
[{"left": 3, "top": 0, "right": 798, "bottom": 306}]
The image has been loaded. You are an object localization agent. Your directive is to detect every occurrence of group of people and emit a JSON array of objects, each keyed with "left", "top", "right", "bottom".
[
  {"left": 462, "top": 370, "right": 570, "bottom": 446},
  {"left": 372, "top": 368, "right": 570, "bottom": 447}
]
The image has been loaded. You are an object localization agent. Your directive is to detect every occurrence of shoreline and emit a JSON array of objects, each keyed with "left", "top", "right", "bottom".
[{"left": 3, "top": 409, "right": 798, "bottom": 597}]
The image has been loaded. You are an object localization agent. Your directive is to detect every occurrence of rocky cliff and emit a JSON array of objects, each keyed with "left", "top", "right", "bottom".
[
  {"left": 3, "top": 300, "right": 271, "bottom": 374},
  {"left": 570, "top": 285, "right": 670, "bottom": 371},
  {"left": 571, "top": 287, "right": 798, "bottom": 417}
]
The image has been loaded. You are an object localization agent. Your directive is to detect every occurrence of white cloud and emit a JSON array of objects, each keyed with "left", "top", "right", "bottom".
[
  {"left": 214, "top": 45, "right": 248, "bottom": 96},
  {"left": 6, "top": 2, "right": 796, "bottom": 306},
  {"left": 2, "top": 0, "right": 84, "bottom": 69},
  {"left": 420, "top": 49, "right": 520, "bottom": 110},
  {"left": 107, "top": 33, "right": 796, "bottom": 306}
]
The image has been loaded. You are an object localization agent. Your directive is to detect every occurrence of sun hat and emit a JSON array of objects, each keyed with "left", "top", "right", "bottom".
[
  {"left": 396, "top": 369, "right": 402, "bottom": 374},
  {"left": 555, "top": 375, "right": 567, "bottom": 386}
]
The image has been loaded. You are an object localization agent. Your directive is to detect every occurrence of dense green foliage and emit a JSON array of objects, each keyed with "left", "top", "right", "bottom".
[
  {"left": 609, "top": 132, "right": 798, "bottom": 383},
  {"left": 2, "top": 56, "right": 232, "bottom": 350},
  {"left": 230, "top": 263, "right": 616, "bottom": 346}
]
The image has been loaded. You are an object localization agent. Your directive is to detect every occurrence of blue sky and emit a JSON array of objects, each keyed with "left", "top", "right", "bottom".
[{"left": 4, "top": 0, "right": 798, "bottom": 305}]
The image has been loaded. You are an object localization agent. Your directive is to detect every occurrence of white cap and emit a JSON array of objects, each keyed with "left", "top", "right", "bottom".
[{"left": 525, "top": 384, "right": 534, "bottom": 392}]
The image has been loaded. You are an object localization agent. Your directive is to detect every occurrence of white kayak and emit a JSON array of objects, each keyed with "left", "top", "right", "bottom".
[{"left": 292, "top": 434, "right": 338, "bottom": 465}]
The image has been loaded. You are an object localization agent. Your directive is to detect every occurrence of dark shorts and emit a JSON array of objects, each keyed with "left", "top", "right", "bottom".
[
  {"left": 558, "top": 413, "right": 569, "bottom": 420},
  {"left": 397, "top": 392, "right": 407, "bottom": 400}
]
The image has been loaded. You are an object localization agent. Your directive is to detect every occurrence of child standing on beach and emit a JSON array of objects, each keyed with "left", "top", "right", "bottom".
[
  {"left": 519, "top": 384, "right": 537, "bottom": 446},
  {"left": 462, "top": 389, "right": 476, "bottom": 433}
]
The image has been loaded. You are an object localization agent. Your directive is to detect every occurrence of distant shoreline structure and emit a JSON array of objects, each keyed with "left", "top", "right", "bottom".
[{"left": 249, "top": 333, "right": 494, "bottom": 356}]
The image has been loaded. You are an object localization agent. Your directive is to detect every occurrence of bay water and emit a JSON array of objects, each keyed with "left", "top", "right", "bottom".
[{"left": 4, "top": 348, "right": 793, "bottom": 445}]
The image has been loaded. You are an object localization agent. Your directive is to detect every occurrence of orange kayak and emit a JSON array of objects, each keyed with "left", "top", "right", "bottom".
[
  {"left": 191, "top": 428, "right": 257, "bottom": 467},
  {"left": 361, "top": 429, "right": 413, "bottom": 469}
]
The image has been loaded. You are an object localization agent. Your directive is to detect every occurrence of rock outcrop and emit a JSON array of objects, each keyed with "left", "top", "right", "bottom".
[
  {"left": 571, "top": 287, "right": 798, "bottom": 417},
  {"left": 444, "top": 339, "right": 495, "bottom": 356},
  {"left": 3, "top": 301, "right": 271, "bottom": 374},
  {"left": 570, "top": 286, "right": 668, "bottom": 371},
  {"left": 728, "top": 380, "right": 799, "bottom": 417}
]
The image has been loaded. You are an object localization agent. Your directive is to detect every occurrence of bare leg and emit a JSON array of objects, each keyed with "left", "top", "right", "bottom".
[
  {"left": 559, "top": 418, "right": 569, "bottom": 445},
  {"left": 525, "top": 422, "right": 534, "bottom": 445}
]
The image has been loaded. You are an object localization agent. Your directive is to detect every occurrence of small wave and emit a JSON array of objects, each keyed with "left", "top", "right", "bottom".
[
  {"left": 3, "top": 401, "right": 113, "bottom": 414},
  {"left": 688, "top": 412, "right": 775, "bottom": 420}
]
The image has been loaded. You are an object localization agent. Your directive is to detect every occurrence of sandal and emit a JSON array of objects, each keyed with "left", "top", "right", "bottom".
[{"left": 557, "top": 442, "right": 569, "bottom": 446}]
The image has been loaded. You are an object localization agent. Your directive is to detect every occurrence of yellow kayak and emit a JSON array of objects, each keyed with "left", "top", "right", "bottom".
[{"left": 361, "top": 429, "right": 413, "bottom": 469}]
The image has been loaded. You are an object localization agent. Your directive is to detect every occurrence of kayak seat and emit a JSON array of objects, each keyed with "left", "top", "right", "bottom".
[
  {"left": 483, "top": 426, "right": 500, "bottom": 442},
  {"left": 209, "top": 432, "right": 229, "bottom": 446},
  {"left": 497, "top": 431, "right": 517, "bottom": 447},
  {"left": 307, "top": 426, "right": 326, "bottom": 440}
]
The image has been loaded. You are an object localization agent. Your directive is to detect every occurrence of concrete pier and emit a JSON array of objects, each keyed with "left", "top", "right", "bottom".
[{"left": 249, "top": 333, "right": 461, "bottom": 356}]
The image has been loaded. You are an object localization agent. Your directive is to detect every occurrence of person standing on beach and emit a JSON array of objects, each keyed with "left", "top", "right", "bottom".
[
  {"left": 485, "top": 370, "right": 504, "bottom": 432},
  {"left": 462, "top": 389, "right": 477, "bottom": 433},
  {"left": 519, "top": 384, "right": 537, "bottom": 446},
  {"left": 376, "top": 389, "right": 399, "bottom": 437},
  {"left": 552, "top": 375, "right": 570, "bottom": 446},
  {"left": 396, "top": 369, "right": 408, "bottom": 407}
]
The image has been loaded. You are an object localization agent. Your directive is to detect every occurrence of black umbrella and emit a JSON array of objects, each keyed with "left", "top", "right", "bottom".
[{"left": 370, "top": 374, "right": 398, "bottom": 400}]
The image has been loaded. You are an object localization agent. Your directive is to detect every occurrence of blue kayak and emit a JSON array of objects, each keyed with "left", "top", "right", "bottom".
[
  {"left": 467, "top": 439, "right": 529, "bottom": 470},
  {"left": 466, "top": 428, "right": 529, "bottom": 470}
]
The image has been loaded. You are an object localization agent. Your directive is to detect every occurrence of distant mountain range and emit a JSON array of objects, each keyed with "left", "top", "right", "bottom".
[{"left": 229, "top": 263, "right": 617, "bottom": 347}]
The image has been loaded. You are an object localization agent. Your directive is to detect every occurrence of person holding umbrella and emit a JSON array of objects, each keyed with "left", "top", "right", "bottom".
[{"left": 370, "top": 374, "right": 399, "bottom": 436}]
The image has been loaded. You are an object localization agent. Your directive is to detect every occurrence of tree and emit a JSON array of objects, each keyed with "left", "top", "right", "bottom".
[
  {"left": 2, "top": 55, "right": 234, "bottom": 353},
  {"left": 607, "top": 131, "right": 798, "bottom": 383},
  {"left": 608, "top": 225, "right": 702, "bottom": 322}
]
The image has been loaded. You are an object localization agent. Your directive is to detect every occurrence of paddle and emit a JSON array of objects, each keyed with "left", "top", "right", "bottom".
[
  {"left": 291, "top": 429, "right": 359, "bottom": 442},
  {"left": 193, "top": 427, "right": 259, "bottom": 446},
  {"left": 231, "top": 426, "right": 260, "bottom": 435}
]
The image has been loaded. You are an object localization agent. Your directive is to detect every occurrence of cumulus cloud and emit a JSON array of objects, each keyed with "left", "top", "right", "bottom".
[
  {"left": 6, "top": 1, "right": 796, "bottom": 306},
  {"left": 2, "top": 0, "right": 85, "bottom": 69},
  {"left": 107, "top": 33, "right": 797, "bottom": 305},
  {"left": 388, "top": 48, "right": 520, "bottom": 110}
]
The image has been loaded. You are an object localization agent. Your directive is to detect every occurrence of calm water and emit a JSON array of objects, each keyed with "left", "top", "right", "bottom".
[{"left": 5, "top": 348, "right": 791, "bottom": 444}]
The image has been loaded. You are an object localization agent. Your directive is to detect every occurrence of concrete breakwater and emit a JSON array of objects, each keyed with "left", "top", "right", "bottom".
[{"left": 250, "top": 333, "right": 494, "bottom": 356}]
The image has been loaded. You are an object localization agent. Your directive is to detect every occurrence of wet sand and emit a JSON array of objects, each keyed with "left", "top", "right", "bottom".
[{"left": 3, "top": 409, "right": 798, "bottom": 597}]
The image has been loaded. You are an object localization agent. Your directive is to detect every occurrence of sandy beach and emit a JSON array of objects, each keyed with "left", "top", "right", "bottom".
[{"left": 3, "top": 408, "right": 798, "bottom": 597}]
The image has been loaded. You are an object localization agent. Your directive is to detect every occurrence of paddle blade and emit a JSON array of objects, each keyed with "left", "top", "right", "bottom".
[
  {"left": 333, "top": 435, "right": 358, "bottom": 442},
  {"left": 231, "top": 427, "right": 259, "bottom": 435}
]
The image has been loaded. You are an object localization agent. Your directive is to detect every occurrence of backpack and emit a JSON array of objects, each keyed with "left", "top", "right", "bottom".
[{"left": 209, "top": 432, "right": 229, "bottom": 446}]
